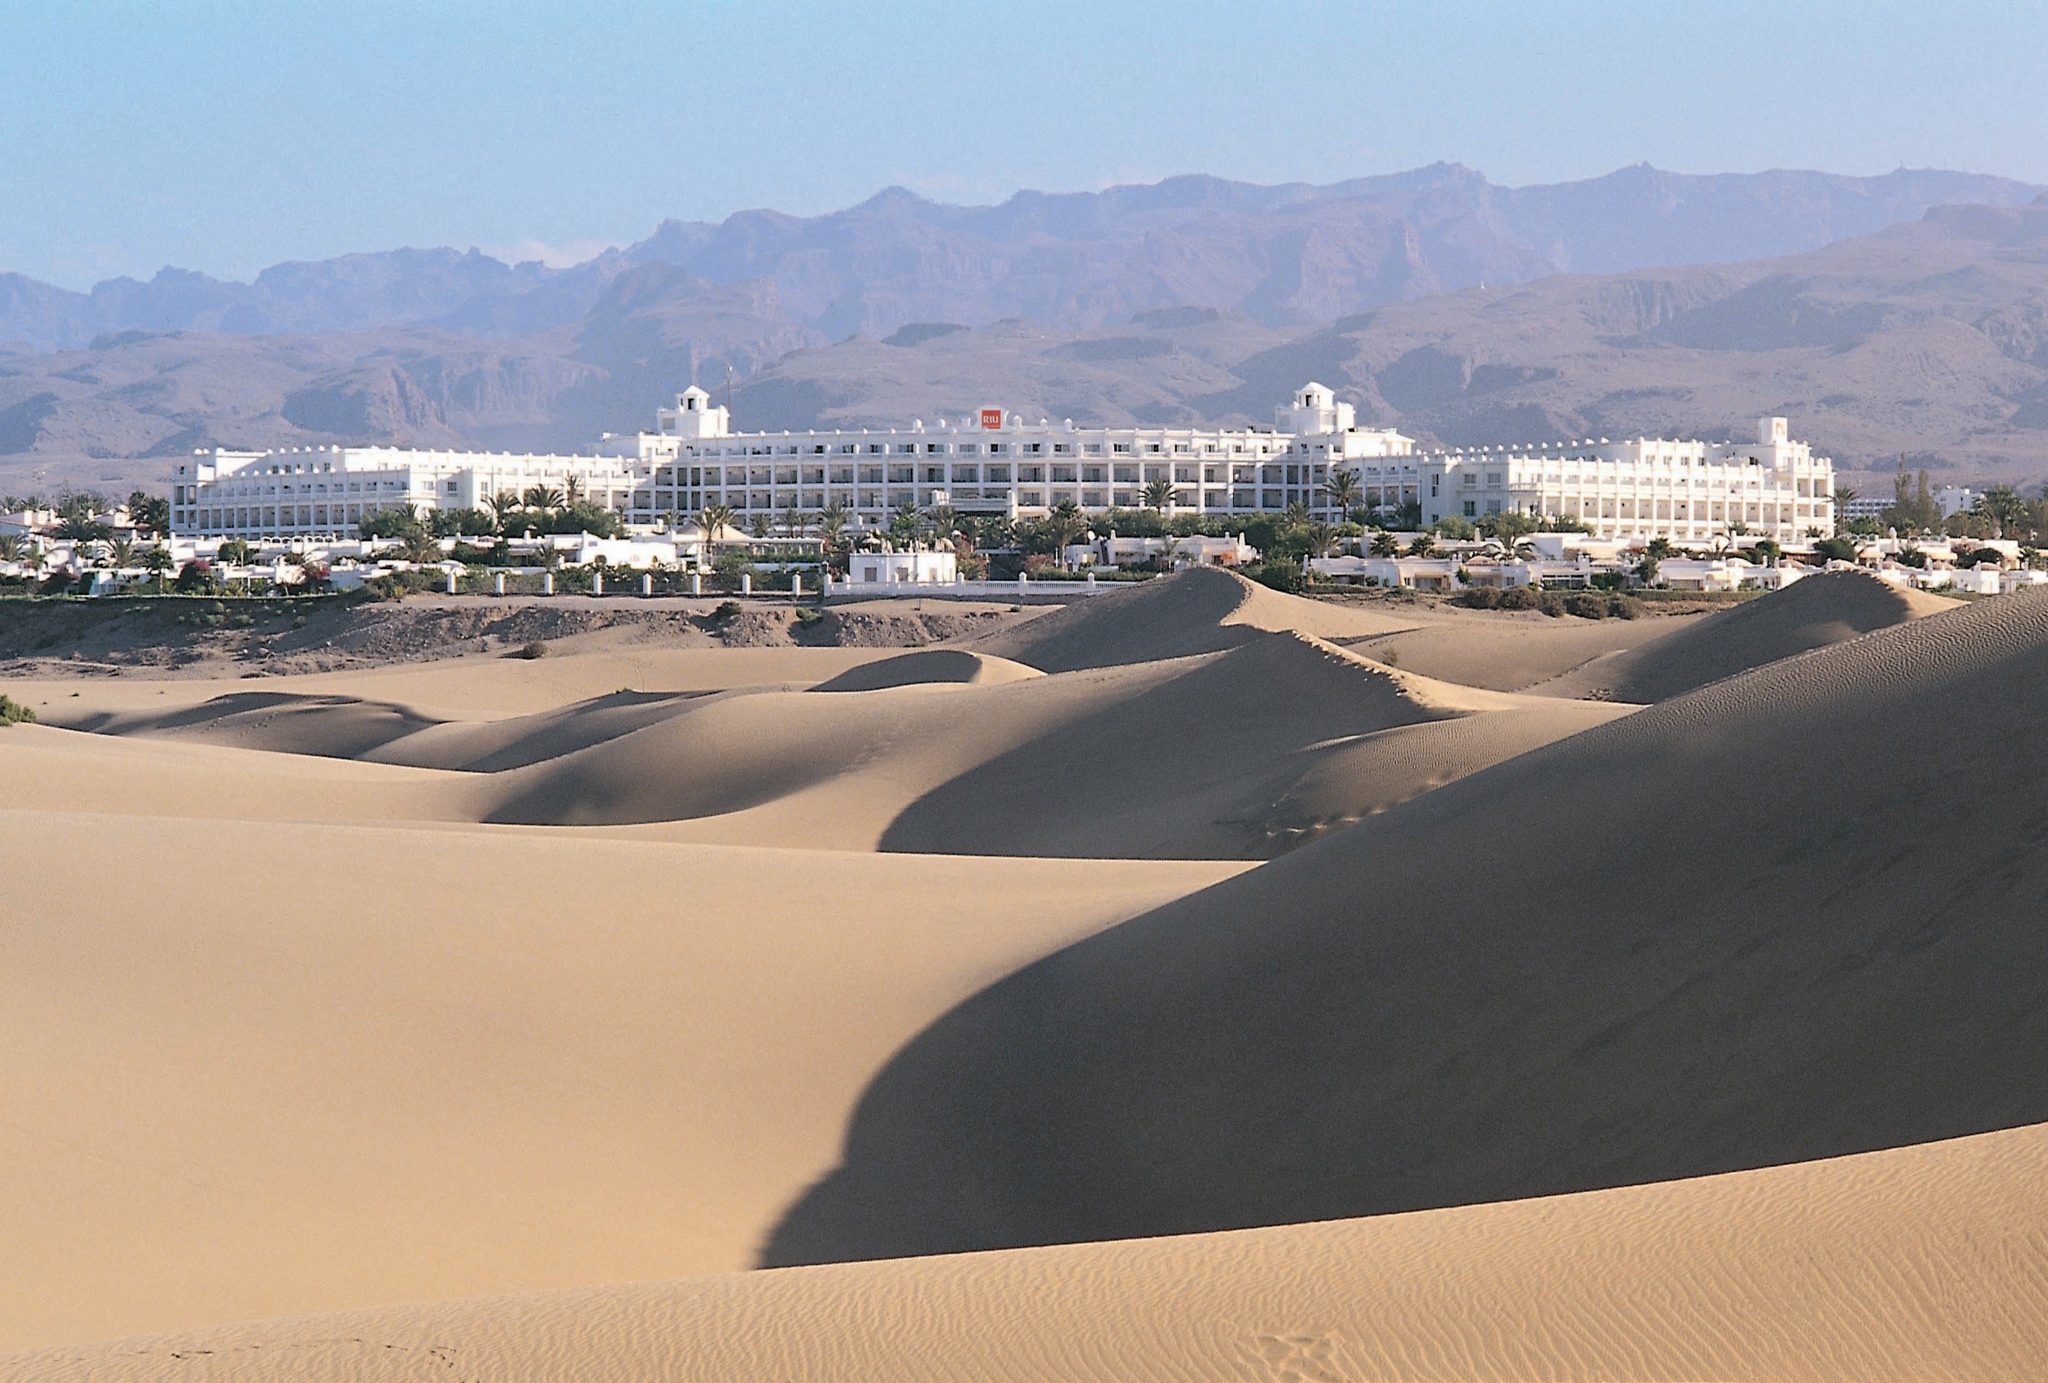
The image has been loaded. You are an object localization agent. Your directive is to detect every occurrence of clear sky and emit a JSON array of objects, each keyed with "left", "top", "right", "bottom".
[{"left": 2, "top": 0, "right": 2042, "bottom": 289}]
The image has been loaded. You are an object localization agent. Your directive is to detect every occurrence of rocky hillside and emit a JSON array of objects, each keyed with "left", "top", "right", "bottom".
[{"left": 5, "top": 166, "right": 2048, "bottom": 495}]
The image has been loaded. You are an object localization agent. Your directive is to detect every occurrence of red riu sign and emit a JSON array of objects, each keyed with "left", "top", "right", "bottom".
[{"left": 980, "top": 408, "right": 1003, "bottom": 430}]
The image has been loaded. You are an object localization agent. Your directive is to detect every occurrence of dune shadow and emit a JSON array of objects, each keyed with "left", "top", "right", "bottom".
[
  {"left": 876, "top": 633, "right": 1464, "bottom": 859},
  {"left": 762, "top": 592, "right": 2048, "bottom": 1266}
]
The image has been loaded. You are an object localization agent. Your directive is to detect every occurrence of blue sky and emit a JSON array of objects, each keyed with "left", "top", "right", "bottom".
[{"left": 2, "top": 0, "right": 2042, "bottom": 288}]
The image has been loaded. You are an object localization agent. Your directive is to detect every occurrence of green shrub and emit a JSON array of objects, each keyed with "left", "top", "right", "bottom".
[
  {"left": 1562, "top": 592, "right": 1609, "bottom": 619},
  {"left": 1242, "top": 561, "right": 1304, "bottom": 594},
  {"left": 0, "top": 694, "right": 35, "bottom": 726}
]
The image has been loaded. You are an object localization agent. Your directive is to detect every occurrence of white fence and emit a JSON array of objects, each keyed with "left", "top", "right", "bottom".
[{"left": 825, "top": 573, "right": 1123, "bottom": 599}]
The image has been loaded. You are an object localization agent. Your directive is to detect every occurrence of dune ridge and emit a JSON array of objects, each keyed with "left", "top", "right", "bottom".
[
  {"left": 764, "top": 587, "right": 2048, "bottom": 1263},
  {"left": 7, "top": 567, "right": 2040, "bottom": 1373},
  {"left": 965, "top": 567, "right": 1424, "bottom": 672},
  {"left": 813, "top": 648, "right": 1043, "bottom": 691},
  {"left": 1532, "top": 568, "right": 1960, "bottom": 701}
]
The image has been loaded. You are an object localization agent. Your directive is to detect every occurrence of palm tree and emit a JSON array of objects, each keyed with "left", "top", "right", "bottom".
[
  {"left": 487, "top": 491, "right": 521, "bottom": 533},
  {"left": 817, "top": 501, "right": 849, "bottom": 551},
  {"left": 1407, "top": 532, "right": 1437, "bottom": 558},
  {"left": 1283, "top": 501, "right": 1311, "bottom": 528},
  {"left": 0, "top": 533, "right": 22, "bottom": 563},
  {"left": 1141, "top": 478, "right": 1178, "bottom": 515},
  {"left": 1045, "top": 500, "right": 1087, "bottom": 558},
  {"left": 1369, "top": 529, "right": 1401, "bottom": 558},
  {"left": 888, "top": 501, "right": 924, "bottom": 544},
  {"left": 976, "top": 515, "right": 1016, "bottom": 550},
  {"left": 523, "top": 484, "right": 565, "bottom": 513},
  {"left": 1977, "top": 484, "right": 2027, "bottom": 539},
  {"left": 399, "top": 530, "right": 444, "bottom": 566},
  {"left": 108, "top": 537, "right": 136, "bottom": 570},
  {"left": 140, "top": 545, "right": 173, "bottom": 593},
  {"left": 1323, "top": 470, "right": 1363, "bottom": 522},
  {"left": 1301, "top": 521, "right": 1339, "bottom": 559},
  {"left": 1831, "top": 486, "right": 1858, "bottom": 536},
  {"left": 562, "top": 475, "right": 585, "bottom": 508},
  {"left": 697, "top": 505, "right": 735, "bottom": 570},
  {"left": 926, "top": 505, "right": 958, "bottom": 541}
]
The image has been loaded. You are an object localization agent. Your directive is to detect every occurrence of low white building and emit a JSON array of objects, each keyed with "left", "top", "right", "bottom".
[
  {"left": 849, "top": 548, "right": 958, "bottom": 585},
  {"left": 1062, "top": 533, "right": 1257, "bottom": 569},
  {"left": 1351, "top": 417, "right": 1833, "bottom": 546}
]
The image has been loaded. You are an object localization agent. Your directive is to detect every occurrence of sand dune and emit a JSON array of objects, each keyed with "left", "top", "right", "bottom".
[
  {"left": 966, "top": 567, "right": 1424, "bottom": 672},
  {"left": 19, "top": 608, "right": 1620, "bottom": 858},
  {"left": 0, "top": 722, "right": 466, "bottom": 823},
  {"left": 764, "top": 588, "right": 2048, "bottom": 1263},
  {"left": 1342, "top": 608, "right": 1696, "bottom": 692},
  {"left": 14, "top": 1122, "right": 2045, "bottom": 1381},
  {"left": 813, "top": 648, "right": 1043, "bottom": 691},
  {"left": 0, "top": 807, "right": 1238, "bottom": 1348},
  {"left": 7, "top": 644, "right": 906, "bottom": 726},
  {"left": 1532, "top": 568, "right": 1960, "bottom": 701},
  {"left": 477, "top": 631, "right": 1612, "bottom": 857},
  {"left": 8, "top": 566, "right": 2037, "bottom": 1372}
]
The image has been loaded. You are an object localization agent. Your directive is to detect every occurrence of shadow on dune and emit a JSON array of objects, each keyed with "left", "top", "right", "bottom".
[
  {"left": 1554, "top": 569, "right": 1958, "bottom": 703},
  {"left": 762, "top": 591, "right": 2048, "bottom": 1266},
  {"left": 963, "top": 566, "right": 1420, "bottom": 674},
  {"left": 877, "top": 633, "right": 1462, "bottom": 858},
  {"left": 72, "top": 691, "right": 442, "bottom": 759}
]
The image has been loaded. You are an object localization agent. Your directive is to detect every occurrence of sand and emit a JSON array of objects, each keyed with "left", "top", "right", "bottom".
[
  {"left": 11, "top": 1122, "right": 2046, "bottom": 1381},
  {"left": 1530, "top": 568, "right": 1960, "bottom": 701},
  {"left": 6, "top": 567, "right": 2042, "bottom": 1374},
  {"left": 966, "top": 566, "right": 1427, "bottom": 671},
  {"left": 0, "top": 809, "right": 1239, "bottom": 1347},
  {"left": 764, "top": 588, "right": 2048, "bottom": 1264},
  {"left": 9, "top": 616, "right": 1627, "bottom": 857}
]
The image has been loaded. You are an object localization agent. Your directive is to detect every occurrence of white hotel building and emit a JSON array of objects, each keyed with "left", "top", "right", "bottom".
[{"left": 169, "top": 383, "right": 1831, "bottom": 544}]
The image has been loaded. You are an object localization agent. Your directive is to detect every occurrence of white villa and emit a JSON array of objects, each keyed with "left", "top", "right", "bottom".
[{"left": 168, "top": 383, "right": 1832, "bottom": 545}]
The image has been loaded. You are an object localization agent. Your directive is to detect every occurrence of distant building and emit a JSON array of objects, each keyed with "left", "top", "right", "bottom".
[
  {"left": 169, "top": 385, "right": 1831, "bottom": 546},
  {"left": 1354, "top": 416, "right": 1833, "bottom": 546},
  {"left": 849, "top": 548, "right": 958, "bottom": 585}
]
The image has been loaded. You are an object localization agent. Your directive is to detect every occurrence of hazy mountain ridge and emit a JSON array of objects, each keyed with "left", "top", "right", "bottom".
[
  {"left": 4, "top": 165, "right": 2038, "bottom": 353},
  {"left": 6, "top": 169, "right": 2048, "bottom": 495}
]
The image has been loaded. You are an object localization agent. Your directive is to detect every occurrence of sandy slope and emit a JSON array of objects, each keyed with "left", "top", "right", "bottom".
[
  {"left": 813, "top": 648, "right": 1043, "bottom": 691},
  {"left": 1531, "top": 568, "right": 1960, "bottom": 701},
  {"left": 764, "top": 589, "right": 2048, "bottom": 1262},
  {"left": 416, "top": 632, "right": 1622, "bottom": 857},
  {"left": 6, "top": 567, "right": 2037, "bottom": 1372},
  {"left": 0, "top": 808, "right": 1238, "bottom": 1348},
  {"left": 1341, "top": 608, "right": 1696, "bottom": 692},
  {"left": 12, "top": 1122, "right": 2045, "bottom": 1381},
  {"left": 9, "top": 645, "right": 906, "bottom": 724},
  {"left": 966, "top": 567, "right": 1426, "bottom": 671},
  {"left": 10, "top": 619, "right": 1628, "bottom": 857}
]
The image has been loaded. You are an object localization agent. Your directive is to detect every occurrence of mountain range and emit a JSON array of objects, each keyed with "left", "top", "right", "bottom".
[{"left": 4, "top": 163, "right": 2047, "bottom": 497}]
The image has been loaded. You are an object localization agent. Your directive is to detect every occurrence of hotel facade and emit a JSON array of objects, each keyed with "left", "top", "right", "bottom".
[{"left": 169, "top": 383, "right": 1832, "bottom": 544}]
